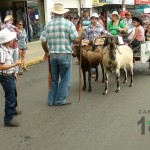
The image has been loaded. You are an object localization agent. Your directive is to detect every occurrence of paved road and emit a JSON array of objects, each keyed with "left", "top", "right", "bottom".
[{"left": 0, "top": 60, "right": 150, "bottom": 150}]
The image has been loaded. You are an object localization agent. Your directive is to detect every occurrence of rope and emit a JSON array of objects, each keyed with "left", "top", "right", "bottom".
[{"left": 131, "top": 44, "right": 141, "bottom": 52}]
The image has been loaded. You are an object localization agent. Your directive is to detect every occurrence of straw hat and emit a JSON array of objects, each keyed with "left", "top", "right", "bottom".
[
  {"left": 50, "top": 3, "right": 69, "bottom": 14},
  {"left": 111, "top": 11, "right": 120, "bottom": 19},
  {"left": 4, "top": 15, "right": 13, "bottom": 22},
  {"left": 0, "top": 29, "right": 16, "bottom": 44}
]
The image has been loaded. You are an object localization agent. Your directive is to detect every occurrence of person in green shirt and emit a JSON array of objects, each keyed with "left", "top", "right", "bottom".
[{"left": 107, "top": 11, "right": 126, "bottom": 36}]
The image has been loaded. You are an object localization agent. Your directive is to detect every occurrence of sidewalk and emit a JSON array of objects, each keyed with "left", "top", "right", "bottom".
[{"left": 26, "top": 40, "right": 44, "bottom": 67}]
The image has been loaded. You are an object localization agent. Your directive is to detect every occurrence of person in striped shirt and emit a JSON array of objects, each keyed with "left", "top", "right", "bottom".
[
  {"left": 40, "top": 3, "right": 78, "bottom": 106},
  {"left": 0, "top": 29, "right": 22, "bottom": 127}
]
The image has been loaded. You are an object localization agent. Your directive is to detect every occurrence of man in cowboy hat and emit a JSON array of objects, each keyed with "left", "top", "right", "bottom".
[
  {"left": 85, "top": 13, "right": 105, "bottom": 41},
  {"left": 0, "top": 29, "right": 22, "bottom": 127},
  {"left": 40, "top": 3, "right": 78, "bottom": 106},
  {"left": 84, "top": 12, "right": 105, "bottom": 78}
]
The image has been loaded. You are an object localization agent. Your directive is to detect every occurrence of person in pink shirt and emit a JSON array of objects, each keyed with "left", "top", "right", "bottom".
[{"left": 129, "top": 16, "right": 145, "bottom": 49}]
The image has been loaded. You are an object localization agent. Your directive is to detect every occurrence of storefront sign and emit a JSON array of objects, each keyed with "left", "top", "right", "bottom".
[
  {"left": 136, "top": 0, "right": 150, "bottom": 4},
  {"left": 144, "top": 8, "right": 150, "bottom": 13},
  {"left": 92, "top": 0, "right": 99, "bottom": 3},
  {"left": 106, "top": 0, "right": 134, "bottom": 5}
]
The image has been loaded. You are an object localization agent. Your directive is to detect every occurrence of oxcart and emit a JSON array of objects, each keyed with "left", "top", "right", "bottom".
[{"left": 120, "top": 29, "right": 150, "bottom": 68}]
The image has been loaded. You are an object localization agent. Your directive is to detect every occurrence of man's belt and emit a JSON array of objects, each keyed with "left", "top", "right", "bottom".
[{"left": 0, "top": 72, "right": 14, "bottom": 76}]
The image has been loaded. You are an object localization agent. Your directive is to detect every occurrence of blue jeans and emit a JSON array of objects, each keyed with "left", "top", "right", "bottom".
[
  {"left": 11, "top": 48, "right": 19, "bottom": 73},
  {"left": 11, "top": 48, "right": 19, "bottom": 62},
  {"left": 0, "top": 75, "right": 17, "bottom": 123},
  {"left": 48, "top": 54, "right": 72, "bottom": 105},
  {"left": 131, "top": 39, "right": 141, "bottom": 49}
]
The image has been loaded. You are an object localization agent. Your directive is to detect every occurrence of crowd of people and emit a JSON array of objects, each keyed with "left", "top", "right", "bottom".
[
  {"left": 0, "top": 3, "right": 150, "bottom": 127},
  {"left": 69, "top": 8, "right": 150, "bottom": 43},
  {"left": 0, "top": 15, "right": 30, "bottom": 73}
]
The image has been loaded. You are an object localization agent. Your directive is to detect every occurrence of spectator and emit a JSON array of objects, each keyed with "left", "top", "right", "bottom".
[
  {"left": 82, "top": 9, "right": 91, "bottom": 38},
  {"left": 16, "top": 20, "right": 30, "bottom": 72},
  {"left": 3, "top": 15, "right": 23, "bottom": 75},
  {"left": 123, "top": 11, "right": 133, "bottom": 30}
]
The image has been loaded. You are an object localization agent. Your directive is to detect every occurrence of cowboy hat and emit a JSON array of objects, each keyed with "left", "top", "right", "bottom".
[
  {"left": 111, "top": 11, "right": 120, "bottom": 19},
  {"left": 0, "top": 29, "right": 16, "bottom": 44},
  {"left": 91, "top": 13, "right": 99, "bottom": 19},
  {"left": 112, "top": 11, "right": 119, "bottom": 16},
  {"left": 4, "top": 15, "right": 13, "bottom": 22},
  {"left": 50, "top": 3, "right": 69, "bottom": 14},
  {"left": 132, "top": 16, "right": 143, "bottom": 25}
]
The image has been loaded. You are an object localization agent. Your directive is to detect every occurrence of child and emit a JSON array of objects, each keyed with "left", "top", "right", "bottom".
[
  {"left": 128, "top": 16, "right": 145, "bottom": 49},
  {"left": 0, "top": 29, "right": 22, "bottom": 127}
]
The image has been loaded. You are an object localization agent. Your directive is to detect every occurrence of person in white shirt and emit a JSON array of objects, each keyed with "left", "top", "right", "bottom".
[{"left": 123, "top": 11, "right": 133, "bottom": 30}]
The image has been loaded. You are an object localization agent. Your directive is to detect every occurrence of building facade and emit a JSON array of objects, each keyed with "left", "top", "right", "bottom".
[
  {"left": 0, "top": 0, "right": 92, "bottom": 42},
  {"left": 0, "top": 0, "right": 45, "bottom": 41}
]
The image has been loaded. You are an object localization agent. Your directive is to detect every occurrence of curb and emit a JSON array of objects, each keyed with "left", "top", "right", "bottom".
[{"left": 26, "top": 57, "right": 44, "bottom": 67}]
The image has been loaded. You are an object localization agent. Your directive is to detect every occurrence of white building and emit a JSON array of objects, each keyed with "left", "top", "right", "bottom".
[{"left": 44, "top": 0, "right": 92, "bottom": 23}]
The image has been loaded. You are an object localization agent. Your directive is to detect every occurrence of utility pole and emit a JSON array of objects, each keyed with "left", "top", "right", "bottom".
[
  {"left": 122, "top": 0, "right": 126, "bottom": 11},
  {"left": 134, "top": 0, "right": 136, "bottom": 10}
]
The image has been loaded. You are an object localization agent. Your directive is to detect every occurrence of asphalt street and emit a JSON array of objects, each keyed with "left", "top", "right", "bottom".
[{"left": 0, "top": 60, "right": 150, "bottom": 150}]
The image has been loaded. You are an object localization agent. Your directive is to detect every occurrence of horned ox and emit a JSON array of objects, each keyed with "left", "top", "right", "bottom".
[{"left": 102, "top": 36, "right": 134, "bottom": 95}]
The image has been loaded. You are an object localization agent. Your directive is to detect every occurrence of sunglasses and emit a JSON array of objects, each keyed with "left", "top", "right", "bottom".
[{"left": 19, "top": 24, "right": 23, "bottom": 26}]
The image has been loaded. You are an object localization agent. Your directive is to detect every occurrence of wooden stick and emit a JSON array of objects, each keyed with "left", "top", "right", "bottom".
[
  {"left": 78, "top": 1, "right": 83, "bottom": 101},
  {"left": 48, "top": 55, "right": 52, "bottom": 90}
]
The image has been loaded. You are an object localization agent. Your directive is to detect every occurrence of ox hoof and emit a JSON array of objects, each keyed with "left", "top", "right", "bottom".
[
  {"left": 123, "top": 80, "right": 127, "bottom": 84},
  {"left": 88, "top": 88, "right": 92, "bottom": 92},
  {"left": 129, "top": 84, "right": 133, "bottom": 87},
  {"left": 82, "top": 87, "right": 86, "bottom": 91},
  {"left": 95, "top": 78, "right": 98, "bottom": 81},
  {"left": 116, "top": 89, "right": 120, "bottom": 93},
  {"left": 103, "top": 91, "right": 107, "bottom": 95},
  {"left": 102, "top": 79, "right": 105, "bottom": 83}
]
